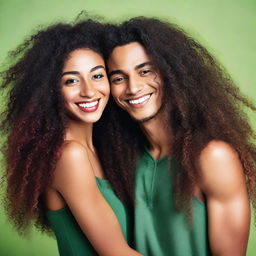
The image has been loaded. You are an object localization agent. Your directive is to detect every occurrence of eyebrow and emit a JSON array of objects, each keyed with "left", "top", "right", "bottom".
[
  {"left": 90, "top": 65, "right": 105, "bottom": 72},
  {"left": 108, "top": 69, "right": 125, "bottom": 77},
  {"left": 108, "top": 61, "right": 153, "bottom": 77},
  {"left": 61, "top": 65, "right": 105, "bottom": 77},
  {"left": 135, "top": 61, "right": 153, "bottom": 70}
]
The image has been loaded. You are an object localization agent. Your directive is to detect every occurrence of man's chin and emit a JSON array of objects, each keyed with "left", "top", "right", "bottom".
[{"left": 131, "top": 111, "right": 159, "bottom": 123}]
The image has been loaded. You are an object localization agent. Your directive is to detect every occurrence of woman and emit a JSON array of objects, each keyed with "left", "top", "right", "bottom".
[{"left": 0, "top": 20, "right": 141, "bottom": 256}]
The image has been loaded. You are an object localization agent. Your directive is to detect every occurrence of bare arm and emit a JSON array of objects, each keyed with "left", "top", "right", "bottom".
[
  {"left": 198, "top": 140, "right": 250, "bottom": 256},
  {"left": 52, "top": 141, "right": 142, "bottom": 256}
]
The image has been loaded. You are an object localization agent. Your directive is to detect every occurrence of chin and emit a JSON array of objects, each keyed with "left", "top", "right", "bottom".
[
  {"left": 84, "top": 116, "right": 102, "bottom": 124},
  {"left": 75, "top": 113, "right": 103, "bottom": 124},
  {"left": 131, "top": 113, "right": 157, "bottom": 123},
  {"left": 130, "top": 107, "right": 163, "bottom": 123}
]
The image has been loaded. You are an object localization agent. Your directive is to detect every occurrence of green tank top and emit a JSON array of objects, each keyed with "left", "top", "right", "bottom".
[
  {"left": 46, "top": 177, "right": 131, "bottom": 256},
  {"left": 134, "top": 149, "right": 210, "bottom": 256}
]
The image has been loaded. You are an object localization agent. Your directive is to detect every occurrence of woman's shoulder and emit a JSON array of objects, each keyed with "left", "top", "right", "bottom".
[
  {"left": 52, "top": 140, "right": 93, "bottom": 188},
  {"left": 57, "top": 140, "right": 91, "bottom": 172},
  {"left": 61, "top": 140, "right": 88, "bottom": 158}
]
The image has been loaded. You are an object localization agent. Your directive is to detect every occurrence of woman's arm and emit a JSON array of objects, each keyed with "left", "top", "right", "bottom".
[
  {"left": 198, "top": 140, "right": 250, "bottom": 256},
  {"left": 52, "top": 141, "right": 142, "bottom": 256}
]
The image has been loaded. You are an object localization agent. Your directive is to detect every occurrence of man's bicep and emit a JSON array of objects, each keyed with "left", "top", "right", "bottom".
[{"left": 198, "top": 140, "right": 250, "bottom": 255}]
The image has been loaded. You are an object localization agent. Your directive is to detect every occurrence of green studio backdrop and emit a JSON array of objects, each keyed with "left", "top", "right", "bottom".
[{"left": 0, "top": 0, "right": 255, "bottom": 255}]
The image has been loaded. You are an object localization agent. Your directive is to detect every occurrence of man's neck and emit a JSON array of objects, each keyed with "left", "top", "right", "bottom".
[{"left": 140, "top": 111, "right": 172, "bottom": 159}]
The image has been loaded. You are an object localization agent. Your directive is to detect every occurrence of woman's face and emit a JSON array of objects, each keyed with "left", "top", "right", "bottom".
[{"left": 61, "top": 48, "right": 109, "bottom": 124}]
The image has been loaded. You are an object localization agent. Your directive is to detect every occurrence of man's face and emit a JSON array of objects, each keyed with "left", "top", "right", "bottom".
[{"left": 108, "top": 42, "right": 163, "bottom": 122}]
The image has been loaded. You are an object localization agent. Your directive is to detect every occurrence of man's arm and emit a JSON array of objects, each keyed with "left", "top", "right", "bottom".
[{"left": 198, "top": 140, "right": 250, "bottom": 256}]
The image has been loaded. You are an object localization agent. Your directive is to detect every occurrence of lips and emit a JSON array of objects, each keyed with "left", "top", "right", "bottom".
[
  {"left": 76, "top": 99, "right": 100, "bottom": 112},
  {"left": 125, "top": 93, "right": 152, "bottom": 107}
]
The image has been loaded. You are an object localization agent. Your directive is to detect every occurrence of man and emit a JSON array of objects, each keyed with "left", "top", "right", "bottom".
[{"left": 100, "top": 17, "right": 256, "bottom": 256}]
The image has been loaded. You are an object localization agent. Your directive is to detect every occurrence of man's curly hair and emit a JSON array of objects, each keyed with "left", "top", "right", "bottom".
[{"left": 98, "top": 17, "right": 256, "bottom": 219}]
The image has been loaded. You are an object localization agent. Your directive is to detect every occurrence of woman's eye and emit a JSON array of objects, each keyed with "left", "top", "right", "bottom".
[
  {"left": 92, "top": 73, "right": 104, "bottom": 80},
  {"left": 64, "top": 78, "right": 79, "bottom": 85}
]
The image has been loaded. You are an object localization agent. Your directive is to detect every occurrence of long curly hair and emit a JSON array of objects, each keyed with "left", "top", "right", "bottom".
[
  {"left": 100, "top": 17, "right": 256, "bottom": 218},
  {"left": 0, "top": 19, "right": 113, "bottom": 234}
]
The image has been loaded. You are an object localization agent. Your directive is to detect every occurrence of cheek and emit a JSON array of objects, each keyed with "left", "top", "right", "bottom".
[
  {"left": 110, "top": 85, "right": 123, "bottom": 99},
  {"left": 110, "top": 86, "right": 118, "bottom": 98},
  {"left": 98, "top": 79, "right": 110, "bottom": 95},
  {"left": 61, "top": 89, "right": 70, "bottom": 102},
  {"left": 104, "top": 85, "right": 110, "bottom": 96},
  {"left": 150, "top": 77, "right": 163, "bottom": 93},
  {"left": 148, "top": 72, "right": 162, "bottom": 86},
  {"left": 61, "top": 89, "right": 78, "bottom": 104}
]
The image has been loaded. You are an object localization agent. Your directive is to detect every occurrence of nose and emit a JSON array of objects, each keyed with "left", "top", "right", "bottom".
[
  {"left": 126, "top": 76, "right": 143, "bottom": 95},
  {"left": 79, "top": 80, "right": 96, "bottom": 98}
]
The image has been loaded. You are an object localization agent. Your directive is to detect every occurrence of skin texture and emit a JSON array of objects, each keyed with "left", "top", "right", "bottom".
[
  {"left": 108, "top": 42, "right": 250, "bottom": 255},
  {"left": 108, "top": 42, "right": 163, "bottom": 122},
  {"left": 61, "top": 49, "right": 110, "bottom": 125},
  {"left": 198, "top": 140, "right": 250, "bottom": 256},
  {"left": 45, "top": 48, "right": 142, "bottom": 256}
]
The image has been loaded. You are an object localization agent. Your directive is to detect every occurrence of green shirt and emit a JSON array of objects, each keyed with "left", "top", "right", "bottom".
[
  {"left": 134, "top": 149, "right": 210, "bottom": 256},
  {"left": 46, "top": 177, "right": 131, "bottom": 256}
]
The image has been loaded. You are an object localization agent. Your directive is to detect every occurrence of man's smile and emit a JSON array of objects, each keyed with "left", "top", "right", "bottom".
[{"left": 125, "top": 93, "right": 152, "bottom": 107}]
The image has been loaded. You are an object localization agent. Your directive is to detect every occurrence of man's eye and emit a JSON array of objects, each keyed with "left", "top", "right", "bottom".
[
  {"left": 64, "top": 78, "right": 79, "bottom": 85},
  {"left": 140, "top": 69, "right": 151, "bottom": 76},
  {"left": 92, "top": 73, "right": 104, "bottom": 80},
  {"left": 112, "top": 77, "right": 125, "bottom": 84}
]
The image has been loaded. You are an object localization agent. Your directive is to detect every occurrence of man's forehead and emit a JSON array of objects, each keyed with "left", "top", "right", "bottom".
[{"left": 108, "top": 42, "right": 152, "bottom": 71}]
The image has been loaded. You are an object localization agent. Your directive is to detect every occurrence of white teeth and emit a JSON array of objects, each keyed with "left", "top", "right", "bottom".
[
  {"left": 128, "top": 94, "right": 151, "bottom": 105},
  {"left": 78, "top": 101, "right": 98, "bottom": 108}
]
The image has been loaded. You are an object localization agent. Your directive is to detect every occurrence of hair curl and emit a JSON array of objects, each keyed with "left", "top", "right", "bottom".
[
  {"left": 0, "top": 19, "right": 113, "bottom": 234},
  {"left": 100, "top": 17, "right": 256, "bottom": 219}
]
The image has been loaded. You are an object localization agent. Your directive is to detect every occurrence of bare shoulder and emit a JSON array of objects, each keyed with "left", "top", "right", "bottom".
[
  {"left": 198, "top": 140, "right": 246, "bottom": 197},
  {"left": 60, "top": 140, "right": 88, "bottom": 159},
  {"left": 199, "top": 140, "right": 239, "bottom": 164},
  {"left": 56, "top": 140, "right": 90, "bottom": 172},
  {"left": 52, "top": 140, "right": 93, "bottom": 189}
]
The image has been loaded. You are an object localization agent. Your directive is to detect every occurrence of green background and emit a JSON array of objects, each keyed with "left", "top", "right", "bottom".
[{"left": 0, "top": 0, "right": 255, "bottom": 255}]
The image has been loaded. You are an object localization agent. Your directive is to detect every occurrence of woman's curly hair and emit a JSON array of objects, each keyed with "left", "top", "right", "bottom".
[
  {"left": 100, "top": 17, "right": 256, "bottom": 218},
  {"left": 0, "top": 19, "right": 111, "bottom": 234}
]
